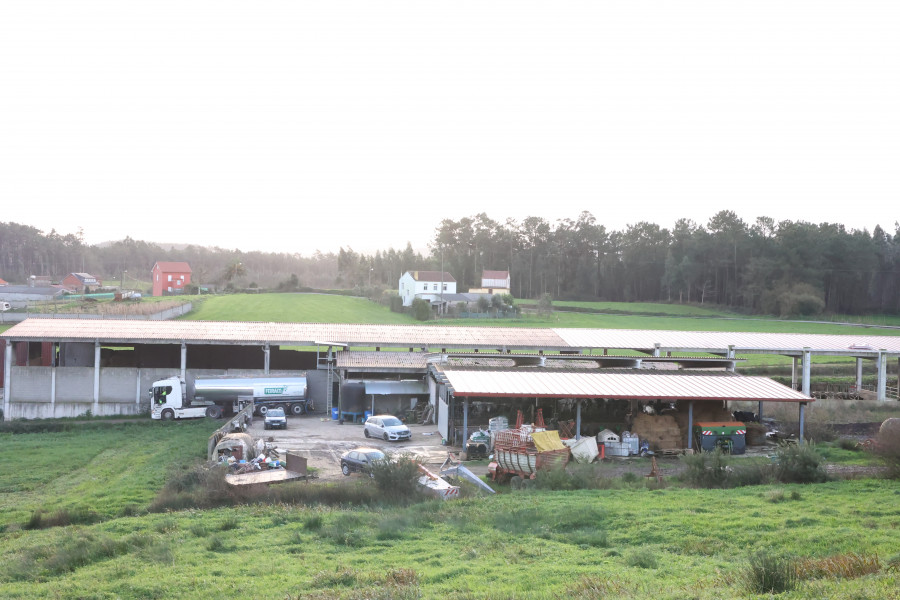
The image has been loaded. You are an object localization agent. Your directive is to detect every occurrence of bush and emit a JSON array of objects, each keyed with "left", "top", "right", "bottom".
[
  {"left": 411, "top": 298, "right": 431, "bottom": 321},
  {"left": 874, "top": 421, "right": 900, "bottom": 479},
  {"left": 774, "top": 442, "right": 828, "bottom": 484},
  {"left": 370, "top": 453, "right": 423, "bottom": 504},
  {"left": 681, "top": 451, "right": 733, "bottom": 488},
  {"left": 744, "top": 552, "right": 798, "bottom": 594}
]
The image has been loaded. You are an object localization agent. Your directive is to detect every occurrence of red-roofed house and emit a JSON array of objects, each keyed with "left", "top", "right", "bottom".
[
  {"left": 61, "top": 272, "right": 102, "bottom": 293},
  {"left": 151, "top": 262, "right": 192, "bottom": 296},
  {"left": 399, "top": 270, "right": 456, "bottom": 307}
]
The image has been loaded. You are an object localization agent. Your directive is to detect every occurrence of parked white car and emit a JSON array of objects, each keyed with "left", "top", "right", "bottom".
[{"left": 364, "top": 415, "right": 411, "bottom": 442}]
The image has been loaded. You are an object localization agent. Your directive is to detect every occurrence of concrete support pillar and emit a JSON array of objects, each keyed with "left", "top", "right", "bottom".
[
  {"left": 463, "top": 398, "right": 469, "bottom": 449},
  {"left": 575, "top": 400, "right": 582, "bottom": 441},
  {"left": 726, "top": 346, "right": 736, "bottom": 372},
  {"left": 136, "top": 369, "right": 142, "bottom": 406},
  {"left": 51, "top": 368, "right": 57, "bottom": 414},
  {"left": 856, "top": 358, "right": 864, "bottom": 392},
  {"left": 687, "top": 401, "right": 694, "bottom": 450},
  {"left": 791, "top": 357, "right": 799, "bottom": 390},
  {"left": 801, "top": 348, "right": 811, "bottom": 397},
  {"left": 758, "top": 401, "right": 763, "bottom": 421},
  {"left": 877, "top": 350, "right": 887, "bottom": 402},
  {"left": 180, "top": 343, "right": 187, "bottom": 382},
  {"left": 3, "top": 339, "right": 11, "bottom": 421},
  {"left": 799, "top": 402, "right": 807, "bottom": 444},
  {"left": 93, "top": 341, "right": 101, "bottom": 415},
  {"left": 653, "top": 343, "right": 661, "bottom": 358},
  {"left": 263, "top": 343, "right": 270, "bottom": 374}
]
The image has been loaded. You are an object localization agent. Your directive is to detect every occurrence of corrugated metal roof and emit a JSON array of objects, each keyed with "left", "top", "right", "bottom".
[
  {"left": 2, "top": 319, "right": 899, "bottom": 355},
  {"left": 336, "top": 351, "right": 429, "bottom": 369},
  {"left": 364, "top": 381, "right": 428, "bottom": 395},
  {"left": 441, "top": 369, "right": 812, "bottom": 402},
  {"left": 0, "top": 319, "right": 570, "bottom": 349}
]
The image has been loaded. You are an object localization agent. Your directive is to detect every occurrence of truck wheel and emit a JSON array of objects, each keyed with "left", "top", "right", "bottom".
[
  {"left": 258, "top": 405, "right": 268, "bottom": 416},
  {"left": 341, "top": 463, "right": 350, "bottom": 476},
  {"left": 205, "top": 406, "right": 223, "bottom": 419},
  {"left": 161, "top": 409, "right": 174, "bottom": 421},
  {"left": 290, "top": 403, "right": 304, "bottom": 416}
]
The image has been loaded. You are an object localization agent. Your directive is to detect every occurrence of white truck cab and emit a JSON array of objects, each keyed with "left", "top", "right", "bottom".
[{"left": 150, "top": 376, "right": 211, "bottom": 420}]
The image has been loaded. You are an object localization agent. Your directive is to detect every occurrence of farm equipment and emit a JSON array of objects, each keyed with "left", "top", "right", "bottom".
[
  {"left": 488, "top": 413, "right": 570, "bottom": 486},
  {"left": 693, "top": 421, "right": 747, "bottom": 455}
]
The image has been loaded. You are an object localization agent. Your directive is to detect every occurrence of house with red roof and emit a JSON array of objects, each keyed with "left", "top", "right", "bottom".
[
  {"left": 469, "top": 270, "right": 511, "bottom": 295},
  {"left": 151, "top": 261, "right": 192, "bottom": 296},
  {"left": 399, "top": 270, "right": 456, "bottom": 307}
]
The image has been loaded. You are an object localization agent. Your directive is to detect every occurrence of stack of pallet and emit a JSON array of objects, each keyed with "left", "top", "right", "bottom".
[{"left": 632, "top": 414, "right": 682, "bottom": 451}]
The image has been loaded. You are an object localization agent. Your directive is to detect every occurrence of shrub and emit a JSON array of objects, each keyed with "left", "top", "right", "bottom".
[
  {"left": 624, "top": 549, "right": 658, "bottom": 569},
  {"left": 680, "top": 451, "right": 733, "bottom": 488},
  {"left": 743, "top": 552, "right": 798, "bottom": 594},
  {"left": 874, "top": 424, "right": 900, "bottom": 479},
  {"left": 774, "top": 442, "right": 828, "bottom": 484},
  {"left": 411, "top": 298, "right": 431, "bottom": 321},
  {"left": 796, "top": 552, "right": 881, "bottom": 580},
  {"left": 370, "top": 453, "right": 423, "bottom": 504}
]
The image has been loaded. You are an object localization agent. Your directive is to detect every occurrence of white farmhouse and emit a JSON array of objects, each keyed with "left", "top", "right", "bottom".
[
  {"left": 469, "top": 270, "right": 511, "bottom": 295},
  {"left": 399, "top": 271, "right": 457, "bottom": 307}
]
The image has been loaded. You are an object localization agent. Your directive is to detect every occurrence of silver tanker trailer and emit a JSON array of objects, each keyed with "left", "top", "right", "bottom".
[{"left": 150, "top": 375, "right": 309, "bottom": 420}]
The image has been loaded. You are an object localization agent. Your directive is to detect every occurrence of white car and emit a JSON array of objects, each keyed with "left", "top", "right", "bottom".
[{"left": 364, "top": 415, "right": 411, "bottom": 442}]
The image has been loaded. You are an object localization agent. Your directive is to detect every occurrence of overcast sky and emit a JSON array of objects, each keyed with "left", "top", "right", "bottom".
[{"left": 1, "top": 1, "right": 898, "bottom": 256}]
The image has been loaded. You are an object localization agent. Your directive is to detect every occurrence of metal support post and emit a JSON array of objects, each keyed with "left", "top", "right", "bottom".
[
  {"left": 801, "top": 348, "right": 811, "bottom": 397},
  {"left": 575, "top": 400, "right": 582, "bottom": 441},
  {"left": 263, "top": 343, "right": 270, "bottom": 374},
  {"left": 4, "top": 339, "right": 12, "bottom": 421},
  {"left": 93, "top": 341, "right": 101, "bottom": 415},
  {"left": 463, "top": 398, "right": 469, "bottom": 450},
  {"left": 687, "top": 401, "right": 694, "bottom": 449},
  {"left": 757, "top": 401, "right": 763, "bottom": 421},
  {"left": 799, "top": 402, "right": 806, "bottom": 444},
  {"left": 877, "top": 350, "right": 887, "bottom": 402},
  {"left": 180, "top": 343, "right": 187, "bottom": 383},
  {"left": 653, "top": 343, "right": 660, "bottom": 357},
  {"left": 726, "top": 345, "right": 736, "bottom": 372},
  {"left": 792, "top": 356, "right": 799, "bottom": 390},
  {"left": 856, "top": 358, "right": 863, "bottom": 392}
]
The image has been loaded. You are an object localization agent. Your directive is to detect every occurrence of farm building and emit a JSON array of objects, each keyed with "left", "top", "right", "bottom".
[
  {"left": 151, "top": 262, "right": 192, "bottom": 296},
  {"left": 469, "top": 270, "right": 511, "bottom": 295},
  {"left": 3, "top": 320, "right": 899, "bottom": 453},
  {"left": 60, "top": 272, "right": 102, "bottom": 293},
  {"left": 0, "top": 285, "right": 67, "bottom": 308}
]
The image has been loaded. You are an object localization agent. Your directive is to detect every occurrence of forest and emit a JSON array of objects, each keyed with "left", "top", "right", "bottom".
[{"left": 2, "top": 210, "right": 899, "bottom": 315}]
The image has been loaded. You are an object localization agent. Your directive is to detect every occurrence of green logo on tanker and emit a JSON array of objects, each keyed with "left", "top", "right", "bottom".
[{"left": 264, "top": 387, "right": 287, "bottom": 395}]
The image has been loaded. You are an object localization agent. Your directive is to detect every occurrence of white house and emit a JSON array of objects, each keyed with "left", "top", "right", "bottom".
[{"left": 399, "top": 271, "right": 456, "bottom": 307}]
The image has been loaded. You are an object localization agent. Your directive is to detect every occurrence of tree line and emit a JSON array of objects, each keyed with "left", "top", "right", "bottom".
[{"left": 2, "top": 211, "right": 899, "bottom": 315}]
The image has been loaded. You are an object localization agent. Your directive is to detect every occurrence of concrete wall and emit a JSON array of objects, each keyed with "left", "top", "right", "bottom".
[
  {"left": 4, "top": 363, "right": 328, "bottom": 420},
  {"left": 0, "top": 302, "right": 192, "bottom": 324}
]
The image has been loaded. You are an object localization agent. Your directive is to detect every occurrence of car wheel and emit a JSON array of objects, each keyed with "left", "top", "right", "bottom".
[
  {"left": 364, "top": 429, "right": 370, "bottom": 438},
  {"left": 341, "top": 463, "right": 350, "bottom": 476},
  {"left": 383, "top": 433, "right": 389, "bottom": 442},
  {"left": 161, "top": 409, "right": 174, "bottom": 421},
  {"left": 257, "top": 405, "right": 268, "bottom": 416},
  {"left": 290, "top": 403, "right": 304, "bottom": 416}
]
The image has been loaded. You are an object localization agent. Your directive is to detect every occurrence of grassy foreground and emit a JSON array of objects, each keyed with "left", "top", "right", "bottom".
[{"left": 1, "top": 479, "right": 899, "bottom": 599}]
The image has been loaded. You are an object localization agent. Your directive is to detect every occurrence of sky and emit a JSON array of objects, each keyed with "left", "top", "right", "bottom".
[{"left": 1, "top": 1, "right": 898, "bottom": 257}]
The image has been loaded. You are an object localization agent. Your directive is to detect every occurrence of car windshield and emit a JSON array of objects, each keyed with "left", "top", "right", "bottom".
[
  {"left": 267, "top": 409, "right": 285, "bottom": 417},
  {"left": 364, "top": 450, "right": 386, "bottom": 461},
  {"left": 382, "top": 417, "right": 402, "bottom": 427}
]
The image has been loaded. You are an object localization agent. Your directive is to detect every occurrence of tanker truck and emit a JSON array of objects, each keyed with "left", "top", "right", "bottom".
[{"left": 150, "top": 375, "right": 310, "bottom": 420}]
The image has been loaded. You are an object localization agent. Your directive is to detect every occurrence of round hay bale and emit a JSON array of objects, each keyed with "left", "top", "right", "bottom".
[{"left": 879, "top": 418, "right": 900, "bottom": 441}]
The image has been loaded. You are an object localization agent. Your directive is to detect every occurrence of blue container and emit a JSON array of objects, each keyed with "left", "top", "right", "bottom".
[
  {"left": 364, "top": 410, "right": 372, "bottom": 421},
  {"left": 331, "top": 407, "right": 339, "bottom": 421}
]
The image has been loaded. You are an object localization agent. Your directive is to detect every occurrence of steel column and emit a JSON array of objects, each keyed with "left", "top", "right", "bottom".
[
  {"left": 575, "top": 400, "right": 582, "bottom": 441},
  {"left": 93, "top": 341, "right": 101, "bottom": 415},
  {"left": 856, "top": 358, "right": 863, "bottom": 392},
  {"left": 801, "top": 348, "right": 811, "bottom": 397},
  {"left": 51, "top": 367, "right": 57, "bottom": 415},
  {"left": 4, "top": 340, "right": 12, "bottom": 420},
  {"left": 263, "top": 343, "right": 270, "bottom": 374},
  {"left": 799, "top": 402, "right": 806, "bottom": 444},
  {"left": 877, "top": 350, "right": 887, "bottom": 402},
  {"left": 463, "top": 398, "right": 469, "bottom": 450},
  {"left": 687, "top": 400, "right": 694, "bottom": 449},
  {"left": 757, "top": 401, "right": 763, "bottom": 421},
  {"left": 792, "top": 357, "right": 799, "bottom": 390}
]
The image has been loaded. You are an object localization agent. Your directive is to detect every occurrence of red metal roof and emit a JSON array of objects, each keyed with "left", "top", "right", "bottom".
[
  {"left": 408, "top": 271, "right": 456, "bottom": 283},
  {"left": 440, "top": 369, "right": 813, "bottom": 402},
  {"left": 152, "top": 261, "right": 192, "bottom": 273},
  {"left": 482, "top": 270, "right": 509, "bottom": 279}
]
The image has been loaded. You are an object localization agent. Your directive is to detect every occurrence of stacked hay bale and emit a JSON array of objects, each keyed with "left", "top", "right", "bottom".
[{"left": 632, "top": 414, "right": 682, "bottom": 451}]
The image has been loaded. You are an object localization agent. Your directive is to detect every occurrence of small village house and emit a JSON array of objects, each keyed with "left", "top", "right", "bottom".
[{"left": 151, "top": 261, "right": 192, "bottom": 296}]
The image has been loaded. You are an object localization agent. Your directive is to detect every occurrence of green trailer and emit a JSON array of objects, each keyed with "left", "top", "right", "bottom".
[{"left": 693, "top": 421, "right": 746, "bottom": 455}]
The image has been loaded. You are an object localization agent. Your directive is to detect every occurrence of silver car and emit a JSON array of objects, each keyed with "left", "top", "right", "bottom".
[{"left": 364, "top": 415, "right": 411, "bottom": 442}]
